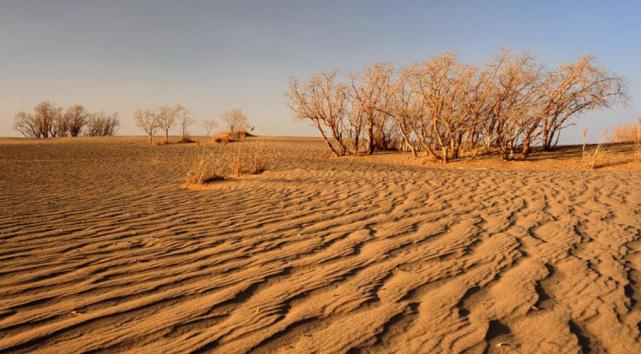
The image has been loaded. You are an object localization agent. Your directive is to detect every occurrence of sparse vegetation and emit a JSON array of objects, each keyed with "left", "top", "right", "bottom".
[
  {"left": 134, "top": 109, "right": 158, "bottom": 144},
  {"left": 185, "top": 140, "right": 268, "bottom": 185},
  {"left": 86, "top": 112, "right": 119, "bottom": 136},
  {"left": 185, "top": 143, "right": 227, "bottom": 184},
  {"left": 178, "top": 106, "right": 194, "bottom": 142},
  {"left": 610, "top": 118, "right": 641, "bottom": 159},
  {"left": 203, "top": 118, "right": 218, "bottom": 137},
  {"left": 582, "top": 130, "right": 609, "bottom": 170},
  {"left": 245, "top": 141, "right": 268, "bottom": 174},
  {"left": 14, "top": 101, "right": 119, "bottom": 138},
  {"left": 221, "top": 108, "right": 251, "bottom": 133}
]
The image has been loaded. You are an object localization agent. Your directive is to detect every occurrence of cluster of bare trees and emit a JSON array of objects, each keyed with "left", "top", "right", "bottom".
[
  {"left": 14, "top": 101, "right": 119, "bottom": 138},
  {"left": 134, "top": 105, "right": 193, "bottom": 144},
  {"left": 287, "top": 50, "right": 628, "bottom": 161},
  {"left": 134, "top": 105, "right": 253, "bottom": 144}
]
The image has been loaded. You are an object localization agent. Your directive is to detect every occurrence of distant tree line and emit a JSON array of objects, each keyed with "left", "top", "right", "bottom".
[
  {"left": 286, "top": 50, "right": 628, "bottom": 161},
  {"left": 14, "top": 101, "right": 119, "bottom": 138},
  {"left": 134, "top": 105, "right": 252, "bottom": 144}
]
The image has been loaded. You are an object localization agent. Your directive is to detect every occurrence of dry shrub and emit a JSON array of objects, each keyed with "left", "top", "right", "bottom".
[
  {"left": 244, "top": 141, "right": 268, "bottom": 174},
  {"left": 611, "top": 119, "right": 641, "bottom": 143},
  {"left": 611, "top": 118, "right": 641, "bottom": 159},
  {"left": 185, "top": 143, "right": 226, "bottom": 184},
  {"left": 227, "top": 149, "right": 244, "bottom": 177},
  {"left": 582, "top": 131, "right": 608, "bottom": 170},
  {"left": 185, "top": 140, "right": 269, "bottom": 184}
]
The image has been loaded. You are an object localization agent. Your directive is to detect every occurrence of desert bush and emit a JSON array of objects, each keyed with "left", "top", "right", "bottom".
[
  {"left": 185, "top": 141, "right": 269, "bottom": 185},
  {"left": 244, "top": 141, "right": 268, "bottom": 174},
  {"left": 185, "top": 143, "right": 226, "bottom": 184},
  {"left": 227, "top": 148, "right": 244, "bottom": 177},
  {"left": 611, "top": 118, "right": 641, "bottom": 144},
  {"left": 582, "top": 131, "right": 609, "bottom": 170}
]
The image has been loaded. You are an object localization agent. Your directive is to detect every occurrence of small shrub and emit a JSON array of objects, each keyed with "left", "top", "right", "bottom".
[
  {"left": 185, "top": 143, "right": 226, "bottom": 184},
  {"left": 185, "top": 140, "right": 269, "bottom": 185},
  {"left": 244, "top": 141, "right": 268, "bottom": 174},
  {"left": 582, "top": 131, "right": 608, "bottom": 170},
  {"left": 227, "top": 150, "right": 243, "bottom": 177}
]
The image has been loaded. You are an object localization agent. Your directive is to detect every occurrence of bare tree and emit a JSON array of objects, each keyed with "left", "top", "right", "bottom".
[
  {"left": 539, "top": 55, "right": 627, "bottom": 150},
  {"left": 134, "top": 109, "right": 158, "bottom": 144},
  {"left": 176, "top": 105, "right": 194, "bottom": 139},
  {"left": 404, "top": 53, "right": 480, "bottom": 161},
  {"left": 286, "top": 71, "right": 349, "bottom": 157},
  {"left": 203, "top": 118, "right": 218, "bottom": 137},
  {"left": 14, "top": 101, "right": 63, "bottom": 138},
  {"left": 482, "top": 50, "right": 544, "bottom": 159},
  {"left": 350, "top": 62, "right": 394, "bottom": 154},
  {"left": 14, "top": 112, "right": 40, "bottom": 138},
  {"left": 220, "top": 108, "right": 250, "bottom": 133},
  {"left": 156, "top": 105, "right": 179, "bottom": 143},
  {"left": 86, "top": 112, "right": 119, "bottom": 136},
  {"left": 64, "top": 104, "right": 90, "bottom": 137},
  {"left": 376, "top": 71, "right": 422, "bottom": 157}
]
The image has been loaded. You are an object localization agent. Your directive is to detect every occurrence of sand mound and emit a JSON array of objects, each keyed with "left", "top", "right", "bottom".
[{"left": 0, "top": 137, "right": 640, "bottom": 352}]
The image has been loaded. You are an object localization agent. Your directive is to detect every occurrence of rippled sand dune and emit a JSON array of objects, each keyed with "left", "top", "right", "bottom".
[{"left": 1, "top": 137, "right": 640, "bottom": 353}]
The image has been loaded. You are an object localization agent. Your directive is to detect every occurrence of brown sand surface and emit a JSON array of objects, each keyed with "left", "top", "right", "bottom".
[{"left": 1, "top": 136, "right": 640, "bottom": 353}]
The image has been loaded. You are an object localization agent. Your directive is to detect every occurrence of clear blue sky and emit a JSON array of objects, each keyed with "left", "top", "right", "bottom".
[{"left": 1, "top": 0, "right": 640, "bottom": 142}]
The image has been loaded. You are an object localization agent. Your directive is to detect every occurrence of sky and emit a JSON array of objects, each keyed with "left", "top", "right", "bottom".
[{"left": 1, "top": 0, "right": 640, "bottom": 142}]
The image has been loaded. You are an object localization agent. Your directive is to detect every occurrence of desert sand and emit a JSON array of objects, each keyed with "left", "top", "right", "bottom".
[{"left": 1, "top": 137, "right": 640, "bottom": 353}]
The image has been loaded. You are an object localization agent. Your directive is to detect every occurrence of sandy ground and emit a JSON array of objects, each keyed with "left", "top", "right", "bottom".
[{"left": 1, "top": 136, "right": 640, "bottom": 353}]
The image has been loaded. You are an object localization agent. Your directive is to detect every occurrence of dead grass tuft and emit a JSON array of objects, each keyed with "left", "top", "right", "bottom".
[
  {"left": 185, "top": 140, "right": 269, "bottom": 185},
  {"left": 185, "top": 143, "right": 226, "bottom": 184},
  {"left": 582, "top": 130, "right": 608, "bottom": 170},
  {"left": 244, "top": 141, "right": 268, "bottom": 174}
]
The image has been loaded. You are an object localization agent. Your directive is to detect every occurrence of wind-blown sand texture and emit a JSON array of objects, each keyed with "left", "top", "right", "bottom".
[{"left": 1, "top": 137, "right": 640, "bottom": 353}]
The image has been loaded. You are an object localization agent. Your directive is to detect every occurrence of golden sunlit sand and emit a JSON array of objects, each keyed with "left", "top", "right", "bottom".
[{"left": 1, "top": 136, "right": 640, "bottom": 352}]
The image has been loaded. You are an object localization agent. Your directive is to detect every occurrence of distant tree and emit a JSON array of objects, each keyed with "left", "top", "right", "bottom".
[
  {"left": 134, "top": 109, "right": 158, "bottom": 144},
  {"left": 203, "top": 118, "right": 218, "bottom": 137},
  {"left": 220, "top": 108, "right": 250, "bottom": 132},
  {"left": 176, "top": 105, "right": 194, "bottom": 139},
  {"left": 53, "top": 113, "right": 71, "bottom": 137},
  {"left": 86, "top": 112, "right": 119, "bottom": 136},
  {"left": 14, "top": 112, "right": 39, "bottom": 138},
  {"left": 64, "top": 104, "right": 90, "bottom": 137},
  {"left": 14, "top": 101, "right": 63, "bottom": 138},
  {"left": 156, "top": 105, "right": 179, "bottom": 143}
]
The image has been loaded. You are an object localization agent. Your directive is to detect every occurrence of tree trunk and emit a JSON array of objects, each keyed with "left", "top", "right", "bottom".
[
  {"left": 367, "top": 123, "right": 375, "bottom": 155},
  {"left": 521, "top": 136, "right": 531, "bottom": 159}
]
